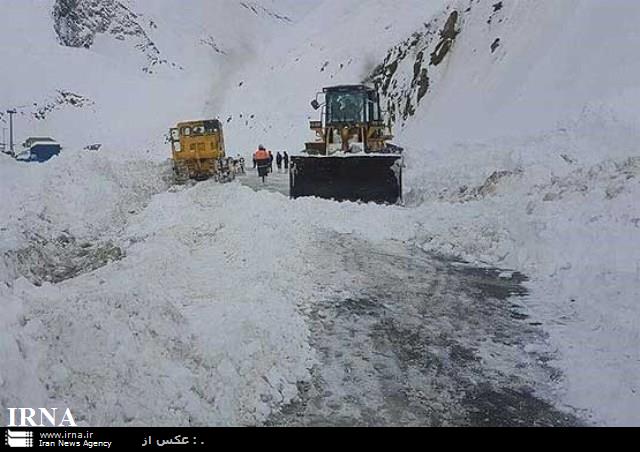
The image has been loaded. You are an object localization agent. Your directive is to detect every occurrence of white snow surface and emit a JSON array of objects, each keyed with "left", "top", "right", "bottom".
[
  {"left": 1, "top": 0, "right": 639, "bottom": 426},
  {"left": 217, "top": 0, "right": 640, "bottom": 425}
]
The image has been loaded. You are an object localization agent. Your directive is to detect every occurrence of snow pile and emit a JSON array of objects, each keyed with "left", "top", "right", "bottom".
[
  {"left": 411, "top": 140, "right": 640, "bottom": 425},
  {"left": 0, "top": 151, "right": 411, "bottom": 426},
  {"left": 0, "top": 157, "right": 319, "bottom": 424}
]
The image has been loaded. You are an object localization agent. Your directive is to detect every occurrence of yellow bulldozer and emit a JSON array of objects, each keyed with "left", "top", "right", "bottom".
[
  {"left": 290, "top": 85, "right": 403, "bottom": 204},
  {"left": 169, "top": 119, "right": 238, "bottom": 182}
]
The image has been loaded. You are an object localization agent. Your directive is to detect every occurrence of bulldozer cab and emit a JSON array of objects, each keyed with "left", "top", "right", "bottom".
[
  {"left": 170, "top": 119, "right": 227, "bottom": 181},
  {"left": 306, "top": 85, "right": 392, "bottom": 155},
  {"left": 325, "top": 85, "right": 380, "bottom": 125},
  {"left": 170, "top": 119, "right": 225, "bottom": 160}
]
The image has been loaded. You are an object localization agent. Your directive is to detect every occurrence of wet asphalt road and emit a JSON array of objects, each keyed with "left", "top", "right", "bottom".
[
  {"left": 237, "top": 168, "right": 291, "bottom": 196},
  {"left": 268, "top": 236, "right": 582, "bottom": 426}
]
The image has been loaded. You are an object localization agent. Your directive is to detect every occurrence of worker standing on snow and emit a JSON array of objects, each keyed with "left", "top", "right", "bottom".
[
  {"left": 276, "top": 152, "right": 283, "bottom": 172},
  {"left": 254, "top": 145, "right": 271, "bottom": 183},
  {"left": 283, "top": 151, "right": 290, "bottom": 171},
  {"left": 268, "top": 151, "right": 274, "bottom": 173}
]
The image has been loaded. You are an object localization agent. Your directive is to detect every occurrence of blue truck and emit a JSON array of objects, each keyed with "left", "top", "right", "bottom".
[{"left": 16, "top": 137, "right": 61, "bottom": 162}]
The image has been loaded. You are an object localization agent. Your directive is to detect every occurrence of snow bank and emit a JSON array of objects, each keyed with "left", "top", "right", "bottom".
[
  {"left": 409, "top": 145, "right": 640, "bottom": 425},
  {"left": 0, "top": 146, "right": 409, "bottom": 425},
  {"left": 0, "top": 167, "right": 317, "bottom": 424}
]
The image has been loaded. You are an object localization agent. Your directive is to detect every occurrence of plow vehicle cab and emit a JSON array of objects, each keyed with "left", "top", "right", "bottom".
[
  {"left": 290, "top": 85, "right": 403, "bottom": 204},
  {"left": 170, "top": 119, "right": 235, "bottom": 182}
]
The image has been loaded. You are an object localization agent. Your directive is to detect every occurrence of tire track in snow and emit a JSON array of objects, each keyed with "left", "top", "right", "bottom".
[{"left": 269, "top": 234, "right": 584, "bottom": 426}]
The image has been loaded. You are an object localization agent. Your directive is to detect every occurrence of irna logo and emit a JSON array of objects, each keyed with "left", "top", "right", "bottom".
[{"left": 7, "top": 408, "right": 77, "bottom": 427}]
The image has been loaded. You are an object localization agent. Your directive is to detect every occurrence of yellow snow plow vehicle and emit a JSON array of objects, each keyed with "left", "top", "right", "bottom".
[
  {"left": 290, "top": 85, "right": 403, "bottom": 204},
  {"left": 169, "top": 119, "right": 236, "bottom": 182}
]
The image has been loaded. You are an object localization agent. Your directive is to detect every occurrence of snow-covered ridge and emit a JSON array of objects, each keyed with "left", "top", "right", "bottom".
[
  {"left": 240, "top": 1, "right": 293, "bottom": 22},
  {"left": 53, "top": 0, "right": 171, "bottom": 73},
  {"left": 0, "top": 0, "right": 314, "bottom": 154},
  {"left": 366, "top": 7, "right": 461, "bottom": 125},
  {"left": 365, "top": 0, "right": 509, "bottom": 126}
]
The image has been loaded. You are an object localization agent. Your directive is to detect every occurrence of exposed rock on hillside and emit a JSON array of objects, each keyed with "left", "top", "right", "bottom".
[{"left": 52, "top": 0, "right": 173, "bottom": 73}]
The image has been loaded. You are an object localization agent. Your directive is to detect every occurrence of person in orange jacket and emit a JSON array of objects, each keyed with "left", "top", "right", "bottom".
[{"left": 254, "top": 145, "right": 271, "bottom": 182}]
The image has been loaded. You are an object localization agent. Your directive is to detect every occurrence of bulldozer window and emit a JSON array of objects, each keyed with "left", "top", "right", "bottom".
[
  {"left": 326, "top": 92, "right": 365, "bottom": 124},
  {"left": 368, "top": 98, "right": 381, "bottom": 122},
  {"left": 182, "top": 127, "right": 192, "bottom": 136},
  {"left": 192, "top": 125, "right": 205, "bottom": 135},
  {"left": 204, "top": 121, "right": 219, "bottom": 134}
]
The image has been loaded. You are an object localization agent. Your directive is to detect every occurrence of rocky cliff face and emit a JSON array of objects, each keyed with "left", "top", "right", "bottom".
[
  {"left": 52, "top": 0, "right": 171, "bottom": 73},
  {"left": 367, "top": 7, "right": 463, "bottom": 125},
  {"left": 239, "top": 1, "right": 293, "bottom": 23},
  {"left": 366, "top": 0, "right": 509, "bottom": 128}
]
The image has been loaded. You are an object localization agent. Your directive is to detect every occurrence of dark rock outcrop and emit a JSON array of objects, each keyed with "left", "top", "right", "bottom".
[
  {"left": 366, "top": 8, "right": 462, "bottom": 126},
  {"left": 52, "top": 0, "right": 170, "bottom": 72}
]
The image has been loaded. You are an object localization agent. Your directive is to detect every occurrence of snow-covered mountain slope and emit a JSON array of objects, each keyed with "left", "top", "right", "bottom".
[
  {"left": 218, "top": 0, "right": 640, "bottom": 161},
  {"left": 215, "top": 0, "right": 449, "bottom": 153},
  {"left": 0, "top": 0, "right": 312, "bottom": 155},
  {"left": 1, "top": 0, "right": 639, "bottom": 426}
]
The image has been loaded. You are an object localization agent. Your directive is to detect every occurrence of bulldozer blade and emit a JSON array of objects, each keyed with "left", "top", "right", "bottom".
[{"left": 290, "top": 155, "right": 402, "bottom": 204}]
